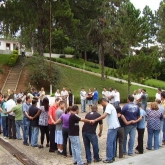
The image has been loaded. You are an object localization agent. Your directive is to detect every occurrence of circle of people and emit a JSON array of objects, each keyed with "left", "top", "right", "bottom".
[{"left": 0, "top": 87, "right": 164, "bottom": 165}]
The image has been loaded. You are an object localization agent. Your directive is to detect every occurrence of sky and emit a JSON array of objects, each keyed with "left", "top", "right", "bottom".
[{"left": 130, "top": 0, "right": 162, "bottom": 12}]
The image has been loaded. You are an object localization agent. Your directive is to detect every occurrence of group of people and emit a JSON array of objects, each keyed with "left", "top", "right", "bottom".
[{"left": 0, "top": 86, "right": 165, "bottom": 165}]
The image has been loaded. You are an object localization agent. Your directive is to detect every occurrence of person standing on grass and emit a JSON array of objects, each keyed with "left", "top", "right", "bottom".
[
  {"left": 91, "top": 98, "right": 120, "bottom": 163},
  {"left": 87, "top": 89, "right": 93, "bottom": 112},
  {"left": 93, "top": 88, "right": 99, "bottom": 106},
  {"left": 82, "top": 105, "right": 103, "bottom": 164},
  {"left": 39, "top": 87, "right": 46, "bottom": 106},
  {"left": 29, "top": 98, "right": 41, "bottom": 147},
  {"left": 3, "top": 98, "right": 24, "bottom": 140},
  {"left": 1, "top": 95, "right": 8, "bottom": 138},
  {"left": 121, "top": 95, "right": 140, "bottom": 156},
  {"left": 54, "top": 106, "right": 72, "bottom": 157},
  {"left": 22, "top": 96, "right": 32, "bottom": 146},
  {"left": 155, "top": 88, "right": 162, "bottom": 100},
  {"left": 69, "top": 105, "right": 91, "bottom": 165},
  {"left": 48, "top": 98, "right": 60, "bottom": 152},
  {"left": 54, "top": 101, "right": 65, "bottom": 155},
  {"left": 38, "top": 97, "right": 50, "bottom": 149},
  {"left": 102, "top": 88, "right": 109, "bottom": 113},
  {"left": 6, "top": 94, "right": 16, "bottom": 139},
  {"left": 80, "top": 88, "right": 87, "bottom": 113},
  {"left": 61, "top": 87, "right": 69, "bottom": 106},
  {"left": 68, "top": 90, "right": 73, "bottom": 106},
  {"left": 135, "top": 103, "right": 146, "bottom": 154},
  {"left": 114, "top": 89, "right": 120, "bottom": 107}
]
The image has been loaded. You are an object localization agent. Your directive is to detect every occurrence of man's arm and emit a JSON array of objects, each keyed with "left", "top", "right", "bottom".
[
  {"left": 98, "top": 124, "right": 103, "bottom": 137},
  {"left": 91, "top": 113, "right": 108, "bottom": 124},
  {"left": 24, "top": 111, "right": 33, "bottom": 120},
  {"left": 32, "top": 109, "right": 41, "bottom": 120}
]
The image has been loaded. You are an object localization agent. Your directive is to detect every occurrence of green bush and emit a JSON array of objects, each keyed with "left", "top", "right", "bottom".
[
  {"left": 59, "top": 54, "right": 66, "bottom": 58},
  {"left": 8, "top": 50, "right": 18, "bottom": 66},
  {"left": 64, "top": 47, "right": 75, "bottom": 55}
]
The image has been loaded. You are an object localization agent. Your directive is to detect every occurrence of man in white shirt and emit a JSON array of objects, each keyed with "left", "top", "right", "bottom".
[
  {"left": 114, "top": 89, "right": 120, "bottom": 107},
  {"left": 91, "top": 98, "right": 120, "bottom": 163},
  {"left": 155, "top": 88, "right": 162, "bottom": 100},
  {"left": 102, "top": 88, "right": 109, "bottom": 101},
  {"left": 39, "top": 87, "right": 45, "bottom": 106},
  {"left": 136, "top": 89, "right": 142, "bottom": 104},
  {"left": 80, "top": 88, "right": 87, "bottom": 112},
  {"left": 108, "top": 87, "right": 115, "bottom": 105},
  {"left": 61, "top": 87, "right": 69, "bottom": 106},
  {"left": 6, "top": 94, "right": 16, "bottom": 139}
]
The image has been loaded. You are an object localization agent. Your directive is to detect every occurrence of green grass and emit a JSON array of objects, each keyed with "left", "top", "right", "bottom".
[
  {"left": 55, "top": 64, "right": 157, "bottom": 103},
  {"left": 144, "top": 79, "right": 165, "bottom": 90},
  {"left": 0, "top": 54, "right": 11, "bottom": 66}
]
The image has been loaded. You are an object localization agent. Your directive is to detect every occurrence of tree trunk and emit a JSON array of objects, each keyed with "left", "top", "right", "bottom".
[
  {"left": 98, "top": 45, "right": 102, "bottom": 65},
  {"left": 31, "top": 31, "right": 35, "bottom": 55},
  {"left": 84, "top": 51, "right": 87, "bottom": 62},
  {"left": 101, "top": 42, "right": 105, "bottom": 80},
  {"left": 38, "top": 26, "right": 44, "bottom": 56}
]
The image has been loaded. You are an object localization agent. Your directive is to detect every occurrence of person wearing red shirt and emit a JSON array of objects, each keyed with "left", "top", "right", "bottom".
[{"left": 48, "top": 98, "right": 60, "bottom": 152}]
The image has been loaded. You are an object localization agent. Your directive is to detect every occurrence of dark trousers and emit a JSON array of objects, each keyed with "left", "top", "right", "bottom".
[
  {"left": 49, "top": 124, "right": 57, "bottom": 151},
  {"left": 40, "top": 126, "right": 49, "bottom": 145},
  {"left": 62, "top": 127, "right": 72, "bottom": 156},
  {"left": 8, "top": 115, "right": 16, "bottom": 138},
  {"left": 2, "top": 116, "right": 8, "bottom": 137},
  {"left": 116, "top": 127, "right": 124, "bottom": 158},
  {"left": 136, "top": 128, "right": 145, "bottom": 153}
]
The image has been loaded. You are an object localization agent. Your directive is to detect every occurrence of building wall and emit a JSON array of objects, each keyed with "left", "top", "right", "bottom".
[{"left": 0, "top": 40, "right": 17, "bottom": 51}]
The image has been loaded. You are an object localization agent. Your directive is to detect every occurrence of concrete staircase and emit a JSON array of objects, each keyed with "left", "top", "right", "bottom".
[{"left": 1, "top": 56, "right": 23, "bottom": 95}]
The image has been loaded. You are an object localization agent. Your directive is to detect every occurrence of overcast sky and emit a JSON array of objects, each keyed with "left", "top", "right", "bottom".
[{"left": 130, "top": 0, "right": 162, "bottom": 12}]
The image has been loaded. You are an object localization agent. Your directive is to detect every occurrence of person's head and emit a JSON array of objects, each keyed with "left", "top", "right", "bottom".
[
  {"left": 94, "top": 88, "right": 97, "bottom": 91},
  {"left": 56, "top": 89, "right": 60, "bottom": 93},
  {"left": 59, "top": 101, "right": 65, "bottom": 110},
  {"left": 41, "top": 87, "right": 44, "bottom": 91},
  {"left": 68, "top": 89, "right": 72, "bottom": 94},
  {"left": 8, "top": 94, "right": 14, "bottom": 100},
  {"left": 103, "top": 87, "right": 106, "bottom": 91},
  {"left": 138, "top": 89, "right": 142, "bottom": 93},
  {"left": 142, "top": 89, "right": 146, "bottom": 93},
  {"left": 3, "top": 94, "right": 8, "bottom": 100},
  {"left": 115, "top": 106, "right": 122, "bottom": 114},
  {"left": 26, "top": 96, "right": 32, "bottom": 103},
  {"left": 32, "top": 99, "right": 38, "bottom": 106},
  {"left": 109, "top": 87, "right": 113, "bottom": 92},
  {"left": 127, "top": 95, "right": 134, "bottom": 102},
  {"left": 20, "top": 89, "right": 23, "bottom": 93},
  {"left": 155, "top": 99, "right": 161, "bottom": 104},
  {"left": 89, "top": 88, "right": 92, "bottom": 92},
  {"left": 72, "top": 105, "right": 79, "bottom": 114},
  {"left": 65, "top": 106, "right": 72, "bottom": 114},
  {"left": 133, "top": 90, "right": 137, "bottom": 95},
  {"left": 161, "top": 92, "right": 165, "bottom": 100},
  {"left": 81, "top": 87, "right": 84, "bottom": 91},
  {"left": 62, "top": 87, "right": 66, "bottom": 91},
  {"left": 158, "top": 88, "right": 162, "bottom": 94},
  {"left": 17, "top": 98, "right": 22, "bottom": 104},
  {"left": 100, "top": 98, "right": 108, "bottom": 107},
  {"left": 150, "top": 102, "right": 159, "bottom": 111},
  {"left": 43, "top": 97, "right": 49, "bottom": 111},
  {"left": 91, "top": 105, "right": 98, "bottom": 112},
  {"left": 55, "top": 97, "right": 61, "bottom": 106}
]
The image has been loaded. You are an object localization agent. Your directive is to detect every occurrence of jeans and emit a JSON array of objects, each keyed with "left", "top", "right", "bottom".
[
  {"left": 31, "top": 126, "right": 39, "bottom": 146},
  {"left": 136, "top": 128, "right": 145, "bottom": 153},
  {"left": 62, "top": 127, "right": 72, "bottom": 156},
  {"left": 69, "top": 136, "right": 84, "bottom": 165},
  {"left": 93, "top": 100, "right": 98, "bottom": 106},
  {"left": 116, "top": 127, "right": 124, "bottom": 158},
  {"left": 82, "top": 132, "right": 100, "bottom": 163},
  {"left": 159, "top": 120, "right": 163, "bottom": 146},
  {"left": 162, "top": 118, "right": 165, "bottom": 142},
  {"left": 147, "top": 128, "right": 160, "bottom": 150},
  {"left": 123, "top": 125, "right": 136, "bottom": 155},
  {"left": 15, "top": 120, "right": 24, "bottom": 139},
  {"left": 141, "top": 104, "right": 147, "bottom": 111},
  {"left": 23, "top": 117, "right": 31, "bottom": 144},
  {"left": 114, "top": 101, "right": 120, "bottom": 107},
  {"left": 8, "top": 115, "right": 16, "bottom": 138},
  {"left": 40, "top": 126, "right": 49, "bottom": 145},
  {"left": 2, "top": 116, "right": 8, "bottom": 137},
  {"left": 81, "top": 99, "right": 86, "bottom": 112},
  {"left": 106, "top": 128, "right": 118, "bottom": 161}
]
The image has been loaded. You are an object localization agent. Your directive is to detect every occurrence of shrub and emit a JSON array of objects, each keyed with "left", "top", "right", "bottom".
[
  {"left": 64, "top": 47, "right": 75, "bottom": 55},
  {"left": 59, "top": 54, "right": 66, "bottom": 58},
  {"left": 8, "top": 50, "right": 18, "bottom": 66}
]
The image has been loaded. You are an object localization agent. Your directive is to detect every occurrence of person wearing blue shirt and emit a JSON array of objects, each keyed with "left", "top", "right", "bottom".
[
  {"left": 93, "top": 88, "right": 99, "bottom": 106},
  {"left": 135, "top": 103, "right": 146, "bottom": 154},
  {"left": 121, "top": 95, "right": 140, "bottom": 156}
]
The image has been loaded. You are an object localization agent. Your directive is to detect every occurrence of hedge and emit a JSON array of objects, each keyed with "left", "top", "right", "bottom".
[{"left": 8, "top": 50, "right": 19, "bottom": 67}]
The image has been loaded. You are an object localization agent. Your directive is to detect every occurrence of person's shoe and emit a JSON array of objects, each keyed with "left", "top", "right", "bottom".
[
  {"left": 49, "top": 149, "right": 55, "bottom": 152},
  {"left": 9, "top": 137, "right": 12, "bottom": 139},
  {"left": 128, "top": 154, "right": 133, "bottom": 156},
  {"left": 146, "top": 147, "right": 152, "bottom": 150},
  {"left": 112, "top": 157, "right": 115, "bottom": 161},
  {"left": 38, "top": 145, "right": 44, "bottom": 149},
  {"left": 46, "top": 144, "right": 50, "bottom": 147},
  {"left": 103, "top": 159, "right": 114, "bottom": 163},
  {"left": 87, "top": 161, "right": 91, "bottom": 164},
  {"left": 73, "top": 162, "right": 77, "bottom": 165},
  {"left": 13, "top": 137, "right": 17, "bottom": 139},
  {"left": 123, "top": 152, "right": 127, "bottom": 155},
  {"left": 57, "top": 151, "right": 63, "bottom": 155},
  {"left": 23, "top": 143, "right": 29, "bottom": 146},
  {"left": 94, "top": 158, "right": 102, "bottom": 162},
  {"left": 32, "top": 145, "right": 39, "bottom": 147}
]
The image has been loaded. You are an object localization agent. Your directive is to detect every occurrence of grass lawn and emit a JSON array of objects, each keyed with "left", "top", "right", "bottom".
[
  {"left": 0, "top": 54, "right": 11, "bottom": 66},
  {"left": 144, "top": 79, "right": 165, "bottom": 90},
  {"left": 55, "top": 64, "right": 157, "bottom": 103}
]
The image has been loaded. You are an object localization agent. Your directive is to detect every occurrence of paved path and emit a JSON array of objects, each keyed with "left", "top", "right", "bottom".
[{"left": 47, "top": 60, "right": 157, "bottom": 90}]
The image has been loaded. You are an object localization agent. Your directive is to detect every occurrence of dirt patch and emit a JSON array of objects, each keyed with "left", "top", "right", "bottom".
[{"left": 0, "top": 65, "right": 11, "bottom": 92}]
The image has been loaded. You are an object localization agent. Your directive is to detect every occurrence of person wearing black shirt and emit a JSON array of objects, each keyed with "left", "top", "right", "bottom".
[
  {"left": 82, "top": 105, "right": 103, "bottom": 164},
  {"left": 29, "top": 99, "right": 41, "bottom": 147},
  {"left": 69, "top": 105, "right": 90, "bottom": 165}
]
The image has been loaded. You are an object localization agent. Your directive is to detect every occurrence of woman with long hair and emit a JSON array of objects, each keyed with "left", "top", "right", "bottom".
[{"left": 38, "top": 97, "right": 50, "bottom": 148}]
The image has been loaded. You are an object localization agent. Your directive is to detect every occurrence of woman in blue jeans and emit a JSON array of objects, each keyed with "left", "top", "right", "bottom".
[{"left": 146, "top": 102, "right": 163, "bottom": 150}]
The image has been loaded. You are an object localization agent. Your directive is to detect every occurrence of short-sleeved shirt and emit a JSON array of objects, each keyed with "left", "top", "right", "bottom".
[
  {"left": 1, "top": 101, "right": 7, "bottom": 117},
  {"left": 141, "top": 93, "right": 148, "bottom": 105},
  {"left": 22, "top": 102, "right": 31, "bottom": 120},
  {"left": 48, "top": 105, "right": 58, "bottom": 124},
  {"left": 122, "top": 102, "right": 140, "bottom": 125},
  {"left": 69, "top": 113, "right": 81, "bottom": 136},
  {"left": 137, "top": 109, "right": 146, "bottom": 129},
  {"left": 105, "top": 104, "right": 120, "bottom": 129},
  {"left": 93, "top": 91, "right": 99, "bottom": 100},
  {"left": 55, "top": 109, "right": 63, "bottom": 130},
  {"left": 29, "top": 105, "right": 40, "bottom": 127},
  {"left": 82, "top": 111, "right": 103, "bottom": 134},
  {"left": 6, "top": 99, "right": 16, "bottom": 116},
  {"left": 39, "top": 106, "right": 49, "bottom": 126},
  {"left": 12, "top": 104, "right": 23, "bottom": 121},
  {"left": 60, "top": 113, "right": 70, "bottom": 128},
  {"left": 108, "top": 91, "right": 115, "bottom": 104}
]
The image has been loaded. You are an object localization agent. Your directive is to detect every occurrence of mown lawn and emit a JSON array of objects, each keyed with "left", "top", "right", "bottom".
[
  {"left": 0, "top": 54, "right": 11, "bottom": 66},
  {"left": 144, "top": 79, "right": 165, "bottom": 90},
  {"left": 56, "top": 64, "right": 157, "bottom": 103}
]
